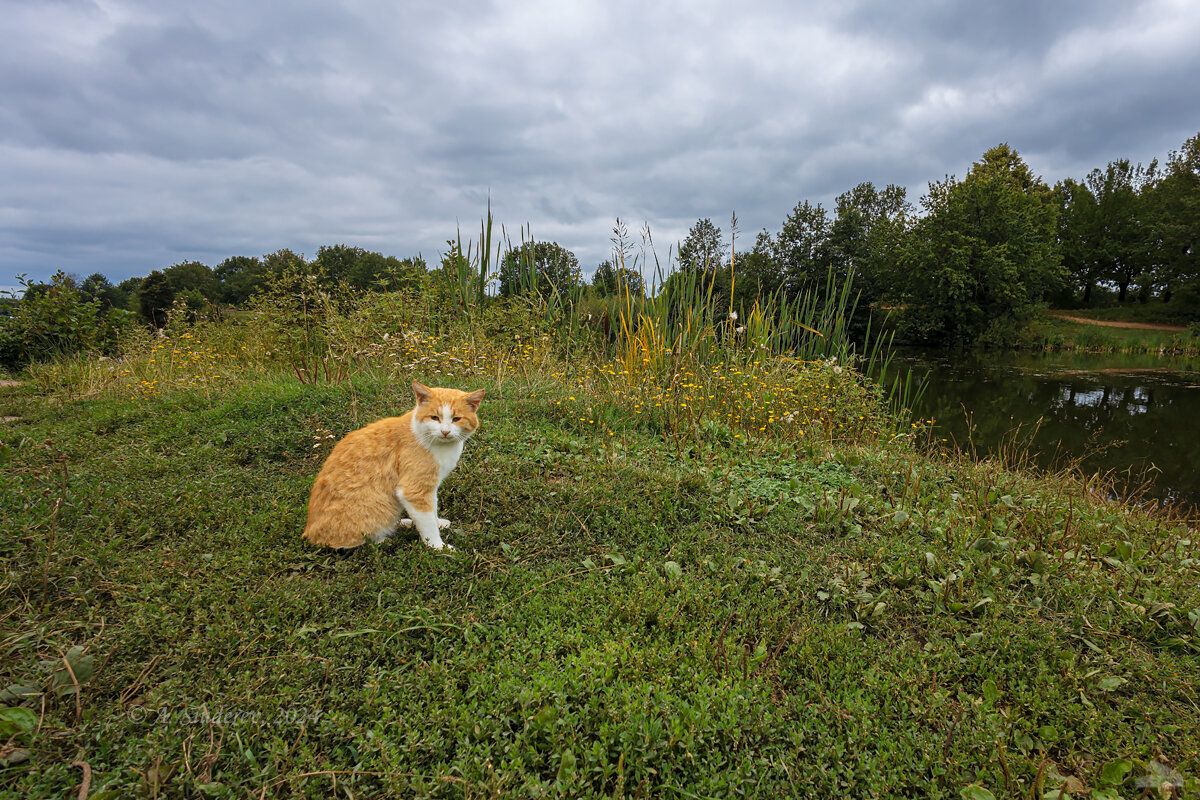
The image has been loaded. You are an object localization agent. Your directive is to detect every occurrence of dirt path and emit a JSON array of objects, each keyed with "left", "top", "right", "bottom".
[{"left": 1050, "top": 313, "right": 1188, "bottom": 332}]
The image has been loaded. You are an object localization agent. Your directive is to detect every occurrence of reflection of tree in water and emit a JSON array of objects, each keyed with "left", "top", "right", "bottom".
[
  {"left": 902, "top": 354, "right": 1200, "bottom": 509},
  {"left": 1056, "top": 385, "right": 1150, "bottom": 415}
]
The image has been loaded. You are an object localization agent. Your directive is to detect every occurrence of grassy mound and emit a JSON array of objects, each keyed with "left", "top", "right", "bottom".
[{"left": 2, "top": 360, "right": 1197, "bottom": 797}]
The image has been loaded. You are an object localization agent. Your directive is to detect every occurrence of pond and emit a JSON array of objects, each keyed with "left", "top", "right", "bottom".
[{"left": 888, "top": 349, "right": 1200, "bottom": 513}]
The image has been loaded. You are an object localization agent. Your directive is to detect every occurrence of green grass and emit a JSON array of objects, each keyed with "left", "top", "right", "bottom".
[
  {"left": 2, "top": 368, "right": 1198, "bottom": 798},
  {"left": 1030, "top": 316, "right": 1200, "bottom": 355}
]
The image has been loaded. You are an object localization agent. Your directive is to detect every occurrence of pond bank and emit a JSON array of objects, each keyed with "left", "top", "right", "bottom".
[{"left": 890, "top": 347, "right": 1200, "bottom": 512}]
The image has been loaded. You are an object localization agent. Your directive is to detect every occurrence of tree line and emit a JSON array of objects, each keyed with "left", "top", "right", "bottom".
[
  {"left": 481, "top": 131, "right": 1199, "bottom": 347},
  {"left": 3, "top": 131, "right": 1197, "bottom": 366},
  {"left": 0, "top": 245, "right": 428, "bottom": 367},
  {"left": 666, "top": 133, "right": 1199, "bottom": 346}
]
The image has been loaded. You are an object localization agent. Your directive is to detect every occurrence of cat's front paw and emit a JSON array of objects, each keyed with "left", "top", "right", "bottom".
[{"left": 403, "top": 518, "right": 450, "bottom": 530}]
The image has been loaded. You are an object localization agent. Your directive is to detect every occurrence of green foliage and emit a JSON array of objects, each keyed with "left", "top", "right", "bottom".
[
  {"left": 1149, "top": 132, "right": 1200, "bottom": 303},
  {"left": 311, "top": 243, "right": 364, "bottom": 284},
  {"left": 214, "top": 255, "right": 270, "bottom": 305},
  {"left": 729, "top": 230, "right": 782, "bottom": 309},
  {"left": 136, "top": 270, "right": 175, "bottom": 328},
  {"left": 245, "top": 264, "right": 349, "bottom": 381},
  {"left": 591, "top": 260, "right": 644, "bottom": 298},
  {"left": 164, "top": 260, "right": 221, "bottom": 304},
  {"left": 263, "top": 248, "right": 307, "bottom": 278},
  {"left": 315, "top": 245, "right": 426, "bottom": 292},
  {"left": 1084, "top": 159, "right": 1157, "bottom": 303},
  {"left": 1054, "top": 177, "right": 1101, "bottom": 304},
  {"left": 0, "top": 272, "right": 130, "bottom": 368},
  {"left": 677, "top": 217, "right": 727, "bottom": 275},
  {"left": 775, "top": 200, "right": 833, "bottom": 297},
  {"left": 828, "top": 182, "right": 912, "bottom": 306},
  {"left": 1053, "top": 131, "right": 1198, "bottom": 312},
  {"left": 499, "top": 240, "right": 582, "bottom": 299},
  {"left": 78, "top": 272, "right": 128, "bottom": 310},
  {"left": 901, "top": 144, "right": 1063, "bottom": 346},
  {"left": 354, "top": 254, "right": 425, "bottom": 292}
]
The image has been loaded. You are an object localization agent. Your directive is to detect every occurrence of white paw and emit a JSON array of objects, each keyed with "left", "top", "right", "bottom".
[
  {"left": 399, "top": 518, "right": 414, "bottom": 528},
  {"left": 437, "top": 518, "right": 451, "bottom": 530}
]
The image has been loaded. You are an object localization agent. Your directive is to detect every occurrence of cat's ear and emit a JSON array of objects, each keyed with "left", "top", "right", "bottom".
[
  {"left": 463, "top": 389, "right": 485, "bottom": 411},
  {"left": 412, "top": 381, "right": 433, "bottom": 405}
]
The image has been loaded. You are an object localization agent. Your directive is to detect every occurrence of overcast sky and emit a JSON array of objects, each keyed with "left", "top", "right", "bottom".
[{"left": 3, "top": 0, "right": 1200, "bottom": 289}]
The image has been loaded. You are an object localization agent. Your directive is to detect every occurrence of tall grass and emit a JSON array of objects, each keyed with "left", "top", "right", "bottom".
[
  {"left": 593, "top": 233, "right": 923, "bottom": 432},
  {"left": 19, "top": 211, "right": 923, "bottom": 449}
]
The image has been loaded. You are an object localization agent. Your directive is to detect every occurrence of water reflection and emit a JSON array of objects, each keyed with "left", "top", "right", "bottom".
[
  {"left": 890, "top": 350, "right": 1200, "bottom": 512},
  {"left": 1058, "top": 385, "right": 1151, "bottom": 413}
]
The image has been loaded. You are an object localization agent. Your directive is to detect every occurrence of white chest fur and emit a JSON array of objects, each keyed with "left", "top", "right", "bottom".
[{"left": 430, "top": 439, "right": 465, "bottom": 481}]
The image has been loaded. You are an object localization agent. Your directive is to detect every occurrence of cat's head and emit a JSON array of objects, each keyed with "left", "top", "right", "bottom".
[{"left": 411, "top": 381, "right": 485, "bottom": 444}]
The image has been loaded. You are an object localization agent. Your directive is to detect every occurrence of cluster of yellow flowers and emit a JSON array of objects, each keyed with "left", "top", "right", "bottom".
[
  {"left": 123, "top": 333, "right": 242, "bottom": 397},
  {"left": 550, "top": 349, "right": 893, "bottom": 443}
]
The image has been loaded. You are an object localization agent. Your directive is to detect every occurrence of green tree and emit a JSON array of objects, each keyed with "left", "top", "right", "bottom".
[
  {"left": 137, "top": 270, "right": 176, "bottom": 327},
  {"left": 79, "top": 273, "right": 111, "bottom": 301},
  {"left": 164, "top": 261, "right": 220, "bottom": 304},
  {"left": 591, "top": 260, "right": 645, "bottom": 297},
  {"left": 729, "top": 230, "right": 783, "bottom": 310},
  {"left": 592, "top": 260, "right": 617, "bottom": 296},
  {"left": 313, "top": 244, "right": 365, "bottom": 285},
  {"left": 348, "top": 253, "right": 426, "bottom": 292},
  {"left": 1085, "top": 159, "right": 1157, "bottom": 302},
  {"left": 79, "top": 272, "right": 128, "bottom": 310},
  {"left": 117, "top": 277, "right": 143, "bottom": 312},
  {"left": 827, "top": 183, "right": 911, "bottom": 305},
  {"left": 774, "top": 201, "right": 832, "bottom": 298},
  {"left": 902, "top": 144, "right": 1062, "bottom": 345},
  {"left": 1147, "top": 132, "right": 1200, "bottom": 305},
  {"left": 264, "top": 249, "right": 308, "bottom": 277},
  {"left": 1054, "top": 178, "right": 1103, "bottom": 304},
  {"left": 215, "top": 256, "right": 270, "bottom": 305},
  {"left": 677, "top": 219, "right": 727, "bottom": 275},
  {"left": 498, "top": 241, "right": 581, "bottom": 299}
]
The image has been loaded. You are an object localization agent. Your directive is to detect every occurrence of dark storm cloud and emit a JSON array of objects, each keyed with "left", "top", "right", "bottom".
[{"left": 2, "top": 0, "right": 1199, "bottom": 284}]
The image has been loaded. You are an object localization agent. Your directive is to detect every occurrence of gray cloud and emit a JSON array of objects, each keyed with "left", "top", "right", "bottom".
[{"left": 2, "top": 0, "right": 1199, "bottom": 284}]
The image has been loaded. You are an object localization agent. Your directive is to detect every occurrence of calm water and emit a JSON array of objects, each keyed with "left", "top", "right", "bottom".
[{"left": 889, "top": 349, "right": 1200, "bottom": 512}]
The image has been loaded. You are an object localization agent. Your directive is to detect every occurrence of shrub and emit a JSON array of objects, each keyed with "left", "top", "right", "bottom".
[{"left": 0, "top": 273, "right": 102, "bottom": 369}]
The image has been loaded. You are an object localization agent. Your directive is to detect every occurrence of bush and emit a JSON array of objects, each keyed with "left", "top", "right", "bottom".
[
  {"left": 0, "top": 272, "right": 136, "bottom": 370},
  {"left": 1, "top": 273, "right": 99, "bottom": 368}
]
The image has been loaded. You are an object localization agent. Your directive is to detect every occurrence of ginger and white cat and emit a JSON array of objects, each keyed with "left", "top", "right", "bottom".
[{"left": 303, "top": 381, "right": 485, "bottom": 550}]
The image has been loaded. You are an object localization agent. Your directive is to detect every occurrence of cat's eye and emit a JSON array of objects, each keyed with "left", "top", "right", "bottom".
[
  {"left": 452, "top": 416, "right": 461, "bottom": 422},
  {"left": 430, "top": 415, "right": 440, "bottom": 421}
]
